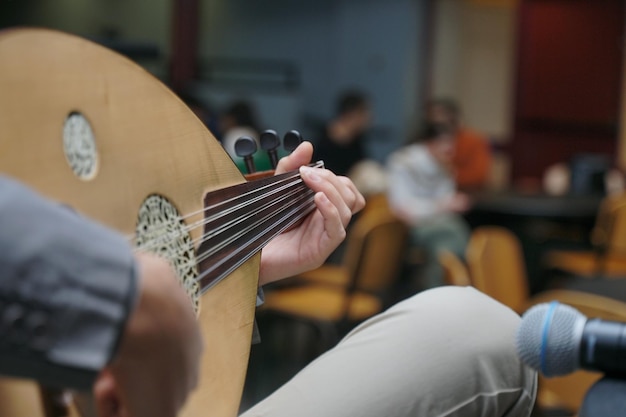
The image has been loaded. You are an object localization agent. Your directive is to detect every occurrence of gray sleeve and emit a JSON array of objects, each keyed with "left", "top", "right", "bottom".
[{"left": 0, "top": 175, "right": 137, "bottom": 390}]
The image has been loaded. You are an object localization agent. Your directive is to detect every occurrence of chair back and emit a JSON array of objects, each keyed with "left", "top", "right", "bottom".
[
  {"left": 524, "top": 290, "right": 626, "bottom": 412},
  {"left": 466, "top": 226, "right": 529, "bottom": 313},
  {"left": 438, "top": 250, "right": 471, "bottom": 286},
  {"left": 259, "top": 196, "right": 408, "bottom": 328},
  {"left": 591, "top": 192, "right": 626, "bottom": 256},
  {"left": 341, "top": 204, "right": 408, "bottom": 296}
]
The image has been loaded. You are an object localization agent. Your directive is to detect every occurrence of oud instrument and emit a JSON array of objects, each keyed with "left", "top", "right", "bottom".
[{"left": 0, "top": 28, "right": 316, "bottom": 417}]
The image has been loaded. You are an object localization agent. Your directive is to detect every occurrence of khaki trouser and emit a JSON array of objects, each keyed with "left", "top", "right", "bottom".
[{"left": 242, "top": 286, "right": 537, "bottom": 417}]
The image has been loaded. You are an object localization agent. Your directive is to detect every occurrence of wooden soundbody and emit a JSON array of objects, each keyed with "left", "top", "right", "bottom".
[{"left": 0, "top": 28, "right": 259, "bottom": 417}]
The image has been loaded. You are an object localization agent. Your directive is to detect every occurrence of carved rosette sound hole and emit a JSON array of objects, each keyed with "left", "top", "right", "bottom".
[
  {"left": 134, "top": 195, "right": 200, "bottom": 313},
  {"left": 62, "top": 112, "right": 99, "bottom": 180}
]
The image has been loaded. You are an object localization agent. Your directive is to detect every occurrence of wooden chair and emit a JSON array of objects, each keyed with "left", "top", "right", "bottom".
[
  {"left": 465, "top": 226, "right": 530, "bottom": 313},
  {"left": 293, "top": 193, "right": 403, "bottom": 289},
  {"left": 260, "top": 204, "right": 408, "bottom": 344},
  {"left": 0, "top": 379, "right": 48, "bottom": 416},
  {"left": 438, "top": 249, "right": 471, "bottom": 286},
  {"left": 545, "top": 192, "right": 626, "bottom": 277},
  {"left": 523, "top": 289, "right": 626, "bottom": 413},
  {"left": 0, "top": 379, "right": 87, "bottom": 417}
]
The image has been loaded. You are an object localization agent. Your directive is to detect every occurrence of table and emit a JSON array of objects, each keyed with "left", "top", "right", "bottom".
[
  {"left": 465, "top": 191, "right": 603, "bottom": 294},
  {"left": 561, "top": 276, "right": 626, "bottom": 304},
  {"left": 470, "top": 191, "right": 602, "bottom": 220}
]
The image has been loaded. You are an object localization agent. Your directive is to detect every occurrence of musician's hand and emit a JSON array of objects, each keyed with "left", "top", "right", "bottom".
[
  {"left": 439, "top": 192, "right": 471, "bottom": 213},
  {"left": 259, "top": 142, "right": 365, "bottom": 285},
  {"left": 93, "top": 252, "right": 202, "bottom": 417}
]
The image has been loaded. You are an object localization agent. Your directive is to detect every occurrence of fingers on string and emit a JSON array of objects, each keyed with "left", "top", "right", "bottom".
[
  {"left": 337, "top": 176, "right": 366, "bottom": 214},
  {"left": 300, "top": 167, "right": 352, "bottom": 227},
  {"left": 275, "top": 141, "right": 313, "bottom": 174},
  {"left": 314, "top": 192, "right": 346, "bottom": 244}
]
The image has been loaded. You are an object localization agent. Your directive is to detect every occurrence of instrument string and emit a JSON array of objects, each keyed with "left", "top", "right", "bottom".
[
  {"left": 133, "top": 188, "right": 316, "bottom": 292},
  {"left": 193, "top": 195, "right": 317, "bottom": 292},
  {"left": 141, "top": 183, "right": 314, "bottom": 265},
  {"left": 127, "top": 162, "right": 323, "bottom": 247},
  {"left": 193, "top": 189, "right": 313, "bottom": 261},
  {"left": 192, "top": 189, "right": 315, "bottom": 265},
  {"left": 133, "top": 174, "right": 303, "bottom": 251},
  {"left": 130, "top": 163, "right": 323, "bottom": 290},
  {"left": 133, "top": 174, "right": 309, "bottom": 253},
  {"left": 127, "top": 172, "right": 302, "bottom": 244}
]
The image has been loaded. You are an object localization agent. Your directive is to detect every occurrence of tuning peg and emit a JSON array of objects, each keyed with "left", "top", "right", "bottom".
[
  {"left": 283, "top": 130, "right": 303, "bottom": 153},
  {"left": 234, "top": 136, "right": 258, "bottom": 174},
  {"left": 260, "top": 129, "right": 281, "bottom": 169}
]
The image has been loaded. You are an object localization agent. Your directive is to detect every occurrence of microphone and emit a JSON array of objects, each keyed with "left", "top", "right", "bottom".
[{"left": 516, "top": 302, "right": 626, "bottom": 377}]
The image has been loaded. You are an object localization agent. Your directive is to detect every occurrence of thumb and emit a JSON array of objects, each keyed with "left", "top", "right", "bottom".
[{"left": 275, "top": 141, "right": 313, "bottom": 174}]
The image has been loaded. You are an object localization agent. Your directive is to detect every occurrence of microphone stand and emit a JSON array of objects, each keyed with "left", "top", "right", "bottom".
[{"left": 579, "top": 377, "right": 626, "bottom": 417}]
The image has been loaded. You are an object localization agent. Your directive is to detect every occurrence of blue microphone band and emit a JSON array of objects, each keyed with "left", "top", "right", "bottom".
[{"left": 540, "top": 301, "right": 559, "bottom": 375}]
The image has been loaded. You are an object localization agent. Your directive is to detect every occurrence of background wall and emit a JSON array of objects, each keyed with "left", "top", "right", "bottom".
[
  {"left": 196, "top": 0, "right": 428, "bottom": 162},
  {"left": 430, "top": 0, "right": 517, "bottom": 189},
  {"left": 511, "top": 0, "right": 624, "bottom": 182},
  {"left": 5, "top": 0, "right": 623, "bottom": 184},
  {"left": 0, "top": 0, "right": 171, "bottom": 79},
  {"left": 430, "top": 0, "right": 517, "bottom": 141},
  {"left": 1, "top": 0, "right": 428, "bottom": 163},
  {"left": 0, "top": 0, "right": 110, "bottom": 35}
]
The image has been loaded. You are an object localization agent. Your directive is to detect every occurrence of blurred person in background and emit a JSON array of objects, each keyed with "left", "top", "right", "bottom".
[
  {"left": 313, "top": 90, "right": 372, "bottom": 178},
  {"left": 312, "top": 90, "right": 379, "bottom": 264},
  {"left": 426, "top": 98, "right": 492, "bottom": 191},
  {"left": 386, "top": 123, "right": 471, "bottom": 289}
]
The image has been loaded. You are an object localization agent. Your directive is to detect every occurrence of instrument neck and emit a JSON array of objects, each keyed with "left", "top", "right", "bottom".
[{"left": 195, "top": 162, "right": 323, "bottom": 291}]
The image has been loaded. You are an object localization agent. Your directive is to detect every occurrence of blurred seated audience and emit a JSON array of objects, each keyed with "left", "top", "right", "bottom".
[
  {"left": 313, "top": 90, "right": 372, "bottom": 177},
  {"left": 386, "top": 123, "right": 471, "bottom": 289},
  {"left": 426, "top": 98, "right": 492, "bottom": 191}
]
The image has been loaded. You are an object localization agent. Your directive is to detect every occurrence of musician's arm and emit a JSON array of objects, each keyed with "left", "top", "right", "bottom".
[{"left": 0, "top": 175, "right": 137, "bottom": 389}]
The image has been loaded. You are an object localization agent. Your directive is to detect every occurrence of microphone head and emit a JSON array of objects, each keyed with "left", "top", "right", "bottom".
[{"left": 516, "top": 302, "right": 587, "bottom": 377}]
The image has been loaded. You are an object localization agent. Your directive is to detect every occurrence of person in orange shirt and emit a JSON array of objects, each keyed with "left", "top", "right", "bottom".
[{"left": 426, "top": 98, "right": 492, "bottom": 191}]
